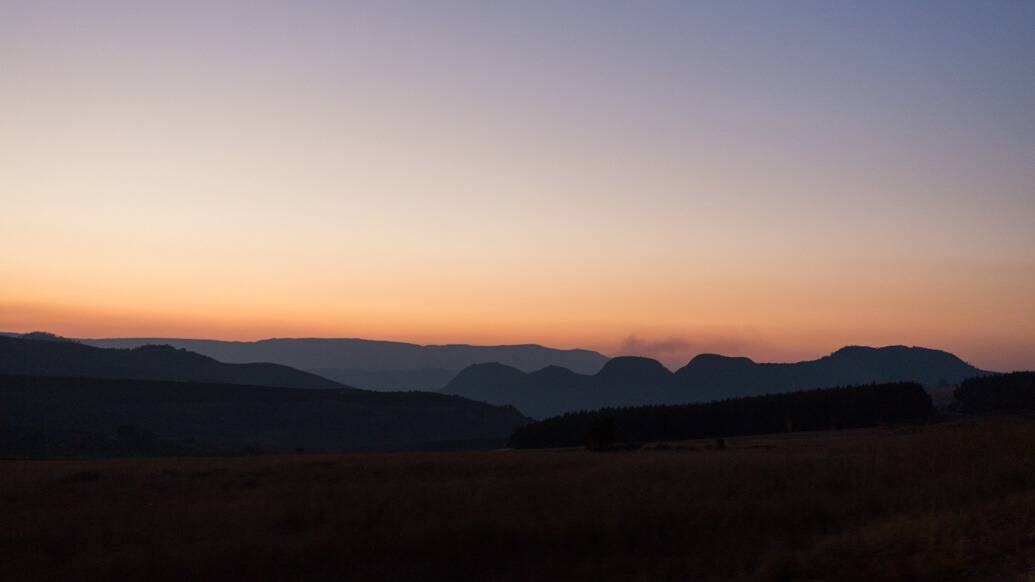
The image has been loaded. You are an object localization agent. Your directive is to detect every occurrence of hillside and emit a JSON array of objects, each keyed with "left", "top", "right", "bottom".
[
  {"left": 309, "top": 368, "right": 458, "bottom": 391},
  {"left": 0, "top": 335, "right": 345, "bottom": 390},
  {"left": 441, "top": 346, "right": 988, "bottom": 418},
  {"left": 0, "top": 374, "right": 529, "bottom": 456}
]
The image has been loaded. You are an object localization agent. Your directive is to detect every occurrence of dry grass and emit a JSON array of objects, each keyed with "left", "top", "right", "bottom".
[{"left": 4, "top": 418, "right": 1035, "bottom": 581}]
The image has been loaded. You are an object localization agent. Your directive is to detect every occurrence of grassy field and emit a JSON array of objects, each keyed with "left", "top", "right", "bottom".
[{"left": 4, "top": 417, "right": 1035, "bottom": 581}]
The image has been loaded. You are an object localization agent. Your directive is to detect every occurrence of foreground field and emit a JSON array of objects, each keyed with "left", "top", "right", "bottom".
[{"left": 4, "top": 418, "right": 1035, "bottom": 581}]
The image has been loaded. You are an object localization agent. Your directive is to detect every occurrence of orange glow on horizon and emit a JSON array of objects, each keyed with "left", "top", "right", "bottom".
[
  {"left": 3, "top": 294, "right": 1031, "bottom": 374},
  {"left": 2, "top": 3, "right": 1033, "bottom": 374}
]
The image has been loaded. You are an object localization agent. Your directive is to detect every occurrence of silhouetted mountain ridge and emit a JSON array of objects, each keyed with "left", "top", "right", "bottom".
[
  {"left": 79, "top": 337, "right": 608, "bottom": 374},
  {"left": 684, "top": 354, "right": 756, "bottom": 369},
  {"left": 529, "top": 365, "right": 580, "bottom": 382},
  {"left": 0, "top": 335, "right": 346, "bottom": 390},
  {"left": 441, "top": 345, "right": 989, "bottom": 418},
  {"left": 73, "top": 336, "right": 609, "bottom": 391}
]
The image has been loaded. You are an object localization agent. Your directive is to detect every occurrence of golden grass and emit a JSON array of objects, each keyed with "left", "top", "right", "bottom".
[{"left": 4, "top": 418, "right": 1035, "bottom": 581}]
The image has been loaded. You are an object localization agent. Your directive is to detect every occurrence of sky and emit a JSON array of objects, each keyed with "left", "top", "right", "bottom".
[{"left": 1, "top": 1, "right": 1033, "bottom": 371}]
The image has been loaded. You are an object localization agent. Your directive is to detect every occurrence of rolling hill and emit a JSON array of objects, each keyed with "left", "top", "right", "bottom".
[{"left": 0, "top": 374, "right": 529, "bottom": 456}]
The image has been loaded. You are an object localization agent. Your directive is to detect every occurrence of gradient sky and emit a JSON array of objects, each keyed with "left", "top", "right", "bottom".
[{"left": 2, "top": 1, "right": 1033, "bottom": 371}]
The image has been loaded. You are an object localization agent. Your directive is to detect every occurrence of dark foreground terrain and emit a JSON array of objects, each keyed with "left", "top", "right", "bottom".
[{"left": 4, "top": 417, "right": 1035, "bottom": 581}]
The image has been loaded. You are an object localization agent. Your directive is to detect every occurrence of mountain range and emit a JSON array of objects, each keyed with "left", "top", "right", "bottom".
[
  {"left": 440, "top": 346, "right": 989, "bottom": 418},
  {"left": 0, "top": 335, "right": 528, "bottom": 455},
  {"left": 0, "top": 333, "right": 994, "bottom": 442},
  {"left": 77, "top": 336, "right": 609, "bottom": 391}
]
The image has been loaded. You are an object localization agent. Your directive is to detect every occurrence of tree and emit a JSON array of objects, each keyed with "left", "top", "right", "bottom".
[{"left": 585, "top": 416, "right": 616, "bottom": 451}]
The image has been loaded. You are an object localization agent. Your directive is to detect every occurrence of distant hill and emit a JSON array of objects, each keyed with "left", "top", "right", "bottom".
[
  {"left": 671, "top": 345, "right": 987, "bottom": 402},
  {"left": 594, "top": 356, "right": 673, "bottom": 406},
  {"left": 0, "top": 335, "right": 344, "bottom": 390},
  {"left": 442, "top": 362, "right": 587, "bottom": 419},
  {"left": 0, "top": 374, "right": 529, "bottom": 457},
  {"left": 78, "top": 336, "right": 609, "bottom": 390},
  {"left": 441, "top": 346, "right": 988, "bottom": 418}
]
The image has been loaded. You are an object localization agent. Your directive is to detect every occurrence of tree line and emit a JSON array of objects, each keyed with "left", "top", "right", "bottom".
[
  {"left": 953, "top": 372, "right": 1035, "bottom": 412},
  {"left": 507, "top": 382, "right": 935, "bottom": 449}
]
